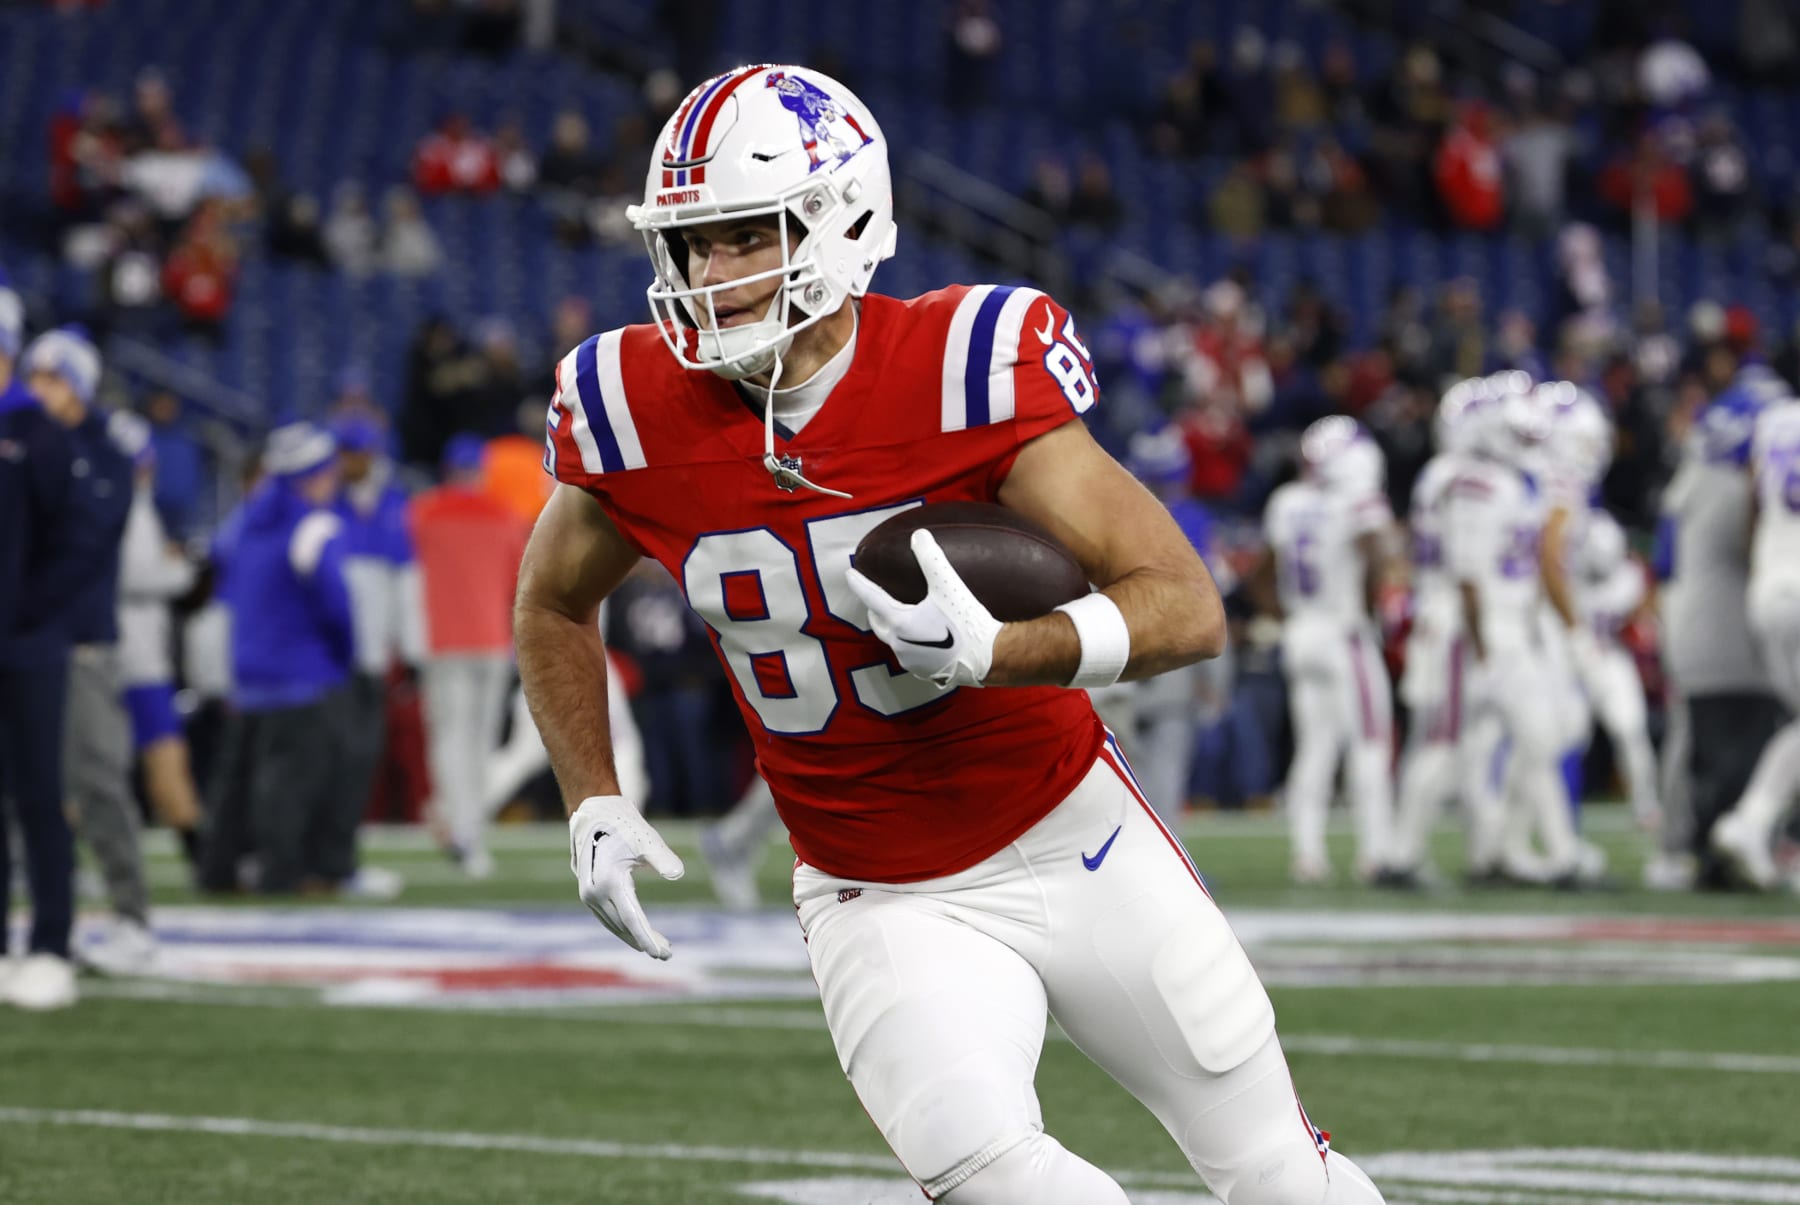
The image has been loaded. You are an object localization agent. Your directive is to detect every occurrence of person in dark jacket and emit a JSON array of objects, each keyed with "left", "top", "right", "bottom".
[
  {"left": 0, "top": 324, "right": 106, "bottom": 1010},
  {"left": 198, "top": 423, "right": 374, "bottom": 895},
  {"left": 26, "top": 333, "right": 146, "bottom": 978}
]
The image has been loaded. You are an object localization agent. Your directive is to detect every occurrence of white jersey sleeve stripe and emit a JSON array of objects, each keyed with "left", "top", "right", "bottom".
[
  {"left": 984, "top": 286, "right": 1045, "bottom": 425},
  {"left": 940, "top": 284, "right": 997, "bottom": 433},
  {"left": 564, "top": 331, "right": 647, "bottom": 475},
  {"left": 596, "top": 329, "right": 646, "bottom": 471}
]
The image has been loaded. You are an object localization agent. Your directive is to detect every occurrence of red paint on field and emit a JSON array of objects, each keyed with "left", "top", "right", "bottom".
[
  {"left": 199, "top": 962, "right": 676, "bottom": 992},
  {"left": 1556, "top": 918, "right": 1800, "bottom": 946}
]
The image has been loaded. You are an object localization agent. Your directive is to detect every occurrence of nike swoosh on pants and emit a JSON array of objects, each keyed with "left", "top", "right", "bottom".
[{"left": 1081, "top": 825, "right": 1122, "bottom": 871}]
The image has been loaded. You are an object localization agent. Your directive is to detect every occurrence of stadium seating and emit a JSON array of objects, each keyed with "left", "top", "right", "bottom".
[{"left": 2, "top": 0, "right": 1799, "bottom": 423}]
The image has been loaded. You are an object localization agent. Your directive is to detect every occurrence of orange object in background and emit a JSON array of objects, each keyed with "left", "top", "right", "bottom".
[{"left": 483, "top": 433, "right": 553, "bottom": 526}]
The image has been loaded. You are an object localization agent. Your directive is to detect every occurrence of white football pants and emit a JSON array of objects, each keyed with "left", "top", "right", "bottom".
[
  {"left": 422, "top": 653, "right": 513, "bottom": 853},
  {"left": 1280, "top": 621, "right": 1393, "bottom": 875},
  {"left": 795, "top": 739, "right": 1384, "bottom": 1204},
  {"left": 1585, "top": 642, "right": 1660, "bottom": 827},
  {"left": 1388, "top": 636, "right": 1508, "bottom": 871},
  {"left": 1729, "top": 597, "right": 1800, "bottom": 841},
  {"left": 1481, "top": 649, "right": 1581, "bottom": 876}
]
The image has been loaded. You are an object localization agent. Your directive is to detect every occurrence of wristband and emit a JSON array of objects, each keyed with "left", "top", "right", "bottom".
[{"left": 1054, "top": 593, "right": 1131, "bottom": 688}]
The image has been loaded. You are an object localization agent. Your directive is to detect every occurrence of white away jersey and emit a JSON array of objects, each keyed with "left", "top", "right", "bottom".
[
  {"left": 1443, "top": 457, "right": 1545, "bottom": 652},
  {"left": 1750, "top": 400, "right": 1800, "bottom": 605},
  {"left": 1264, "top": 478, "right": 1390, "bottom": 626},
  {"left": 1408, "top": 453, "right": 1466, "bottom": 637}
]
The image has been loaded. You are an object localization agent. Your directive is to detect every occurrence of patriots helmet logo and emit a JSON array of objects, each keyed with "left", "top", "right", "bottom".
[{"left": 764, "top": 70, "right": 873, "bottom": 172}]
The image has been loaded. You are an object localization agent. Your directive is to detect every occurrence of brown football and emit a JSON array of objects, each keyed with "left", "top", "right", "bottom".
[{"left": 852, "top": 502, "right": 1090, "bottom": 622}]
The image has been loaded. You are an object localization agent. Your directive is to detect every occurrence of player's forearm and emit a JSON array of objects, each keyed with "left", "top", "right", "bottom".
[
  {"left": 987, "top": 565, "right": 1225, "bottom": 687},
  {"left": 1541, "top": 511, "right": 1580, "bottom": 627},
  {"left": 1458, "top": 580, "right": 1487, "bottom": 662},
  {"left": 515, "top": 600, "right": 621, "bottom": 812}
]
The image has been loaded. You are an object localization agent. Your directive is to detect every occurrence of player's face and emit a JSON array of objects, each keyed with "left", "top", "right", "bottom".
[
  {"left": 27, "top": 370, "right": 83, "bottom": 426},
  {"left": 338, "top": 448, "right": 374, "bottom": 483},
  {"left": 679, "top": 217, "right": 796, "bottom": 330}
]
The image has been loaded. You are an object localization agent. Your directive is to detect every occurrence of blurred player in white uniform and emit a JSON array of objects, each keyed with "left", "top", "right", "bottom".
[
  {"left": 1575, "top": 505, "right": 1661, "bottom": 830},
  {"left": 1443, "top": 383, "right": 1587, "bottom": 883},
  {"left": 1529, "top": 384, "right": 1618, "bottom": 879},
  {"left": 1712, "top": 396, "right": 1800, "bottom": 888},
  {"left": 1263, "top": 417, "right": 1395, "bottom": 882},
  {"left": 1383, "top": 379, "right": 1505, "bottom": 883}
]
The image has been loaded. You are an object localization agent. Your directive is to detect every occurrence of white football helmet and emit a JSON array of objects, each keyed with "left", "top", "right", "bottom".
[
  {"left": 1435, "top": 376, "right": 1494, "bottom": 454},
  {"left": 1539, "top": 380, "right": 1614, "bottom": 487},
  {"left": 1300, "top": 414, "right": 1385, "bottom": 496},
  {"left": 1475, "top": 372, "right": 1553, "bottom": 466},
  {"left": 627, "top": 64, "right": 898, "bottom": 381}
]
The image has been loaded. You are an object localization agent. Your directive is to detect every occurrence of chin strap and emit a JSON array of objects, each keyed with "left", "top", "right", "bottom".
[{"left": 760, "top": 344, "right": 853, "bottom": 499}]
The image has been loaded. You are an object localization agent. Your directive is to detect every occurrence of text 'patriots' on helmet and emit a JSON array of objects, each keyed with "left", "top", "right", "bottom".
[
  {"left": 626, "top": 64, "right": 898, "bottom": 381},
  {"left": 1300, "top": 414, "right": 1385, "bottom": 496}
]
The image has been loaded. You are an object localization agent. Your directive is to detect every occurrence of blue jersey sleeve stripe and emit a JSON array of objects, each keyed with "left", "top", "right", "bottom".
[
  {"left": 961, "top": 285, "right": 1016, "bottom": 429},
  {"left": 574, "top": 335, "right": 626, "bottom": 475}
]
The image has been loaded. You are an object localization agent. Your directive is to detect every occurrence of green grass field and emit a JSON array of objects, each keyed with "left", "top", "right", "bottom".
[{"left": 4, "top": 806, "right": 1798, "bottom": 1204}]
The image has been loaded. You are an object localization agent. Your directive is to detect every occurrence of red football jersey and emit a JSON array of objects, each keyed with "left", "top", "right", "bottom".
[{"left": 545, "top": 285, "right": 1107, "bottom": 882}]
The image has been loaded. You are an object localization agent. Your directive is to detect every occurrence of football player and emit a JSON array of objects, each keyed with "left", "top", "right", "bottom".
[
  {"left": 1530, "top": 383, "right": 1615, "bottom": 879},
  {"left": 1576, "top": 507, "right": 1661, "bottom": 831},
  {"left": 1658, "top": 360, "right": 1790, "bottom": 887},
  {"left": 1382, "top": 379, "right": 1505, "bottom": 884},
  {"left": 1443, "top": 379, "right": 1588, "bottom": 884},
  {"left": 1262, "top": 416, "right": 1396, "bottom": 883},
  {"left": 1711, "top": 393, "right": 1800, "bottom": 889},
  {"left": 515, "top": 64, "right": 1385, "bottom": 1205}
]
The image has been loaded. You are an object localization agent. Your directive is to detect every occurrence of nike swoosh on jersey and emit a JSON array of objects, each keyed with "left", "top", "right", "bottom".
[
  {"left": 901, "top": 631, "right": 956, "bottom": 650},
  {"left": 1081, "top": 825, "right": 1122, "bottom": 871},
  {"left": 1035, "top": 307, "right": 1056, "bottom": 346}
]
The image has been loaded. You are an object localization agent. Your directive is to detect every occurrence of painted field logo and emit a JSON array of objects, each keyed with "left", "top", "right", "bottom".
[
  {"left": 48, "top": 904, "right": 1800, "bottom": 1011},
  {"left": 737, "top": 1148, "right": 1800, "bottom": 1204},
  {"left": 97, "top": 905, "right": 819, "bottom": 1008}
]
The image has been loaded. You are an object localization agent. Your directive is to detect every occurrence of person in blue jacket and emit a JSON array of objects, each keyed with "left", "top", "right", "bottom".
[
  {"left": 329, "top": 412, "right": 424, "bottom": 874},
  {"left": 198, "top": 422, "right": 360, "bottom": 895},
  {"left": 0, "top": 324, "right": 114, "bottom": 1010}
]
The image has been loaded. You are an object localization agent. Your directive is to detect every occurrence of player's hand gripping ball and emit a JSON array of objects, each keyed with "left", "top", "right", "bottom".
[{"left": 845, "top": 502, "right": 1089, "bottom": 687}]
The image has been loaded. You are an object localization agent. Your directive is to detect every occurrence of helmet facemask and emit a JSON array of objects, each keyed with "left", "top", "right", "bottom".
[{"left": 636, "top": 173, "right": 887, "bottom": 382}]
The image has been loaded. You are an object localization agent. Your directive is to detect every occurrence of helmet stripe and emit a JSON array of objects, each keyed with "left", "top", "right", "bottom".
[
  {"left": 685, "top": 65, "right": 767, "bottom": 184},
  {"left": 663, "top": 82, "right": 712, "bottom": 188},
  {"left": 675, "top": 70, "right": 736, "bottom": 163}
]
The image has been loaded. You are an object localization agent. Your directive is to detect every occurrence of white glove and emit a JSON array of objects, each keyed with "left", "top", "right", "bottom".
[
  {"left": 568, "top": 795, "right": 685, "bottom": 960},
  {"left": 845, "top": 529, "right": 1002, "bottom": 688}
]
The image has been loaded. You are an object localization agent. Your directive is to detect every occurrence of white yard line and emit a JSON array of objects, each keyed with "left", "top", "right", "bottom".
[
  {"left": 1277, "top": 1035, "right": 1800, "bottom": 1076},
  {"left": 0, "top": 1106, "right": 902, "bottom": 1173},
  {"left": 3, "top": 1109, "right": 1796, "bottom": 1204}
]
